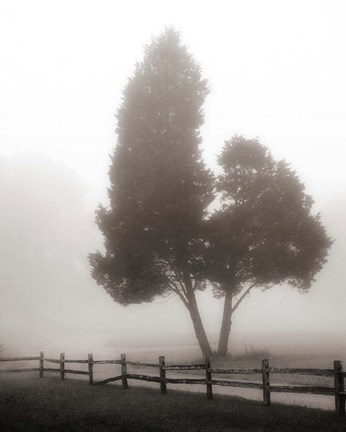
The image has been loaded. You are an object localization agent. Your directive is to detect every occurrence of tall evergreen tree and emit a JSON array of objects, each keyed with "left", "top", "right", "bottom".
[{"left": 89, "top": 28, "right": 214, "bottom": 356}]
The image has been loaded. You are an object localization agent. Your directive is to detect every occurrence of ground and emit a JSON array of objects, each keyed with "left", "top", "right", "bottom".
[{"left": 1, "top": 374, "right": 346, "bottom": 431}]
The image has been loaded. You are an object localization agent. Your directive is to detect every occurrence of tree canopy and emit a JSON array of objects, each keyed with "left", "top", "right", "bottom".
[
  {"left": 205, "top": 136, "right": 332, "bottom": 354},
  {"left": 89, "top": 28, "right": 214, "bottom": 355},
  {"left": 90, "top": 29, "right": 332, "bottom": 357}
]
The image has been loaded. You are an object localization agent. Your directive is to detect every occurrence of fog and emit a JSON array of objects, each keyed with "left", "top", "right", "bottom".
[{"left": 1, "top": 0, "right": 346, "bottom": 359}]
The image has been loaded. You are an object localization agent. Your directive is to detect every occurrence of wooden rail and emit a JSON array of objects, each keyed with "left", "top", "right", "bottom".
[
  {"left": 94, "top": 375, "right": 123, "bottom": 386},
  {"left": 0, "top": 356, "right": 39, "bottom": 362},
  {"left": 164, "top": 364, "right": 205, "bottom": 370},
  {"left": 211, "top": 368, "right": 262, "bottom": 374},
  {"left": 126, "top": 361, "right": 158, "bottom": 368},
  {"left": 269, "top": 367, "right": 334, "bottom": 377},
  {"left": 0, "top": 353, "right": 344, "bottom": 416},
  {"left": 0, "top": 367, "right": 39, "bottom": 373},
  {"left": 270, "top": 385, "right": 335, "bottom": 395}
]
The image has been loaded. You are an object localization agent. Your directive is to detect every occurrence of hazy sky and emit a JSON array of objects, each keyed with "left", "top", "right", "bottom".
[{"left": 1, "top": 0, "right": 346, "bottom": 356}]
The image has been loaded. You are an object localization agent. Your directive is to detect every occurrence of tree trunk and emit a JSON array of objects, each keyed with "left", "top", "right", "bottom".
[
  {"left": 217, "top": 288, "right": 233, "bottom": 357},
  {"left": 184, "top": 283, "right": 213, "bottom": 358}
]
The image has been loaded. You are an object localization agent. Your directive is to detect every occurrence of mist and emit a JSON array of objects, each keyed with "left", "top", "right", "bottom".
[{"left": 1, "top": 0, "right": 346, "bottom": 362}]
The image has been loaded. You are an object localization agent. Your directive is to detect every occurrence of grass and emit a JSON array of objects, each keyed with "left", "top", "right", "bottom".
[{"left": 1, "top": 374, "right": 346, "bottom": 431}]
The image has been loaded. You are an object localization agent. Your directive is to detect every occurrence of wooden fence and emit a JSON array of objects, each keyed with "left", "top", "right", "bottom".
[{"left": 0, "top": 353, "right": 345, "bottom": 416}]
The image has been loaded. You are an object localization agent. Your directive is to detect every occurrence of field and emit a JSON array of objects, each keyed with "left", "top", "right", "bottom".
[{"left": 1, "top": 374, "right": 346, "bottom": 432}]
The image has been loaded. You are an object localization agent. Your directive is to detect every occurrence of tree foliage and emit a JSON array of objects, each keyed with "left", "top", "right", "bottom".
[
  {"left": 89, "top": 28, "right": 214, "bottom": 355},
  {"left": 208, "top": 136, "right": 331, "bottom": 293},
  {"left": 204, "top": 136, "right": 332, "bottom": 354},
  {"left": 90, "top": 29, "right": 332, "bottom": 357}
]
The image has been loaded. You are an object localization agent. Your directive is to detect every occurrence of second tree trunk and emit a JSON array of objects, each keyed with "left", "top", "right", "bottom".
[{"left": 218, "top": 289, "right": 233, "bottom": 356}]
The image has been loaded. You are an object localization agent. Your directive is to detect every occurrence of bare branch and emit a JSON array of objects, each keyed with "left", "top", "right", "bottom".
[
  {"left": 168, "top": 282, "right": 189, "bottom": 308},
  {"left": 192, "top": 278, "right": 199, "bottom": 290},
  {"left": 171, "top": 267, "right": 188, "bottom": 297},
  {"left": 232, "top": 282, "right": 256, "bottom": 313}
]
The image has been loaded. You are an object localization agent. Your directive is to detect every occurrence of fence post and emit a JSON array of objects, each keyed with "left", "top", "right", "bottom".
[
  {"left": 262, "top": 359, "right": 271, "bottom": 406},
  {"left": 334, "top": 360, "right": 345, "bottom": 416},
  {"left": 60, "top": 353, "right": 65, "bottom": 380},
  {"left": 121, "top": 353, "right": 128, "bottom": 389},
  {"left": 88, "top": 353, "right": 93, "bottom": 385},
  {"left": 39, "top": 351, "right": 44, "bottom": 378},
  {"left": 159, "top": 356, "right": 166, "bottom": 394},
  {"left": 205, "top": 356, "right": 213, "bottom": 400}
]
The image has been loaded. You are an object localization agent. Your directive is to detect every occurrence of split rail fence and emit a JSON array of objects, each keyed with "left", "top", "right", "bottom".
[{"left": 0, "top": 352, "right": 345, "bottom": 416}]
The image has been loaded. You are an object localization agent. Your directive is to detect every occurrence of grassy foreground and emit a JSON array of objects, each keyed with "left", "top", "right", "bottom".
[{"left": 0, "top": 374, "right": 345, "bottom": 432}]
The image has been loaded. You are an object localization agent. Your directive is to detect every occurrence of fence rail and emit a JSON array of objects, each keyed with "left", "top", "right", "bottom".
[
  {"left": 270, "top": 385, "right": 335, "bottom": 395},
  {"left": 0, "top": 367, "right": 40, "bottom": 373},
  {"left": 210, "top": 368, "right": 262, "bottom": 374},
  {"left": 0, "top": 352, "right": 345, "bottom": 416},
  {"left": 0, "top": 356, "right": 39, "bottom": 362},
  {"left": 269, "top": 367, "right": 334, "bottom": 377}
]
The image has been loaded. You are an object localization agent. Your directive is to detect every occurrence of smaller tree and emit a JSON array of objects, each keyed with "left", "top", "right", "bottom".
[{"left": 206, "top": 136, "right": 332, "bottom": 356}]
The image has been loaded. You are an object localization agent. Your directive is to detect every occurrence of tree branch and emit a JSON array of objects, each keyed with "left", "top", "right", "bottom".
[
  {"left": 171, "top": 267, "right": 188, "bottom": 297},
  {"left": 192, "top": 278, "right": 199, "bottom": 290},
  {"left": 169, "top": 282, "right": 189, "bottom": 308},
  {"left": 231, "top": 283, "right": 255, "bottom": 313}
]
